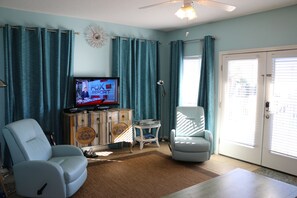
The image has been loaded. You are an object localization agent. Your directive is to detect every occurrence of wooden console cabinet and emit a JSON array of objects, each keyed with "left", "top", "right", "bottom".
[{"left": 63, "top": 108, "right": 133, "bottom": 148}]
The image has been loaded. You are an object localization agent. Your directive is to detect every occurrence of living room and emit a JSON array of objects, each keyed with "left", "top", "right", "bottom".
[{"left": 1, "top": 0, "right": 297, "bottom": 197}]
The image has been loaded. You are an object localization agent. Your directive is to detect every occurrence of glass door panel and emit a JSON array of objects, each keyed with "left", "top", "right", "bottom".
[
  {"left": 219, "top": 53, "right": 266, "bottom": 164},
  {"left": 262, "top": 50, "right": 297, "bottom": 176}
]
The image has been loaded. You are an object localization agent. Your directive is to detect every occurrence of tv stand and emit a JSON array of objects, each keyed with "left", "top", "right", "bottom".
[{"left": 63, "top": 108, "right": 133, "bottom": 151}]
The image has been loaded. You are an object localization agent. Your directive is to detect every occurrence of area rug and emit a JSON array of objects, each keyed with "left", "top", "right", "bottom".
[
  {"left": 254, "top": 167, "right": 297, "bottom": 186},
  {"left": 73, "top": 151, "right": 218, "bottom": 198}
]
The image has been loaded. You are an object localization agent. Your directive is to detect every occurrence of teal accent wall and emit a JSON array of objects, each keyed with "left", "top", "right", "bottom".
[
  {"left": 1, "top": 5, "right": 297, "bottom": 138},
  {"left": 0, "top": 7, "right": 166, "bottom": 77},
  {"left": 161, "top": 5, "right": 297, "bottom": 138}
]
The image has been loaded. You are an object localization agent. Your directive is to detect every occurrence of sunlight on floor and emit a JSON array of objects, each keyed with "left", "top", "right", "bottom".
[{"left": 95, "top": 151, "right": 113, "bottom": 156}]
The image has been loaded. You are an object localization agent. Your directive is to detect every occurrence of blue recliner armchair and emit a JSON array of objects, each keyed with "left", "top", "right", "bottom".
[
  {"left": 2, "top": 118, "right": 87, "bottom": 197},
  {"left": 170, "top": 106, "right": 213, "bottom": 162}
]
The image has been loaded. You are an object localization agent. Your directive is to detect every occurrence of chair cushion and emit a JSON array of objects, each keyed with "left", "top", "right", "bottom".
[
  {"left": 4, "top": 119, "right": 52, "bottom": 162},
  {"left": 174, "top": 137, "right": 210, "bottom": 152},
  {"left": 49, "top": 156, "right": 87, "bottom": 183},
  {"left": 176, "top": 106, "right": 205, "bottom": 137}
]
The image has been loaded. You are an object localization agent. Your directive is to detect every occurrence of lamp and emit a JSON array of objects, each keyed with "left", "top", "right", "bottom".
[
  {"left": 157, "top": 80, "right": 166, "bottom": 97},
  {"left": 175, "top": 4, "right": 197, "bottom": 20},
  {"left": 157, "top": 80, "right": 166, "bottom": 142},
  {"left": 0, "top": 79, "right": 7, "bottom": 88}
]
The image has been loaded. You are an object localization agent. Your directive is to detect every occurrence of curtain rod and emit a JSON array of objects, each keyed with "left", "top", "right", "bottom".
[
  {"left": 185, "top": 36, "right": 216, "bottom": 43},
  {"left": 111, "top": 36, "right": 161, "bottom": 44},
  {"left": 184, "top": 38, "right": 203, "bottom": 43},
  {"left": 0, "top": 25, "right": 80, "bottom": 35},
  {"left": 170, "top": 36, "right": 216, "bottom": 44}
]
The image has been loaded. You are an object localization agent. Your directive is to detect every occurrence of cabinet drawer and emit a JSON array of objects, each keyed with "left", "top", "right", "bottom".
[
  {"left": 75, "top": 113, "right": 88, "bottom": 126},
  {"left": 107, "top": 110, "right": 118, "bottom": 123},
  {"left": 119, "top": 109, "right": 132, "bottom": 122}
]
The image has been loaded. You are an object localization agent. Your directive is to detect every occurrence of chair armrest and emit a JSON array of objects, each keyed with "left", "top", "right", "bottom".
[
  {"left": 204, "top": 130, "right": 213, "bottom": 155},
  {"left": 204, "top": 130, "right": 213, "bottom": 143},
  {"left": 170, "top": 129, "right": 176, "bottom": 150},
  {"left": 52, "top": 145, "right": 83, "bottom": 157},
  {"left": 13, "top": 161, "right": 66, "bottom": 197}
]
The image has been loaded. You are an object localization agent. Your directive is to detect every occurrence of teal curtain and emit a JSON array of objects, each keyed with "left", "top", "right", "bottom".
[
  {"left": 3, "top": 24, "right": 74, "bottom": 144},
  {"left": 169, "top": 40, "right": 184, "bottom": 135},
  {"left": 198, "top": 35, "right": 215, "bottom": 152},
  {"left": 112, "top": 37, "right": 159, "bottom": 121}
]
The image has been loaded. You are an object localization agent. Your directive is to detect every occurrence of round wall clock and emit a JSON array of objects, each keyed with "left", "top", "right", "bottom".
[{"left": 84, "top": 24, "right": 107, "bottom": 48}]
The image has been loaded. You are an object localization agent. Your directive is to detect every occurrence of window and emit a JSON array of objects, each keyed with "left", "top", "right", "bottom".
[
  {"left": 179, "top": 56, "right": 201, "bottom": 106},
  {"left": 270, "top": 56, "right": 297, "bottom": 158}
]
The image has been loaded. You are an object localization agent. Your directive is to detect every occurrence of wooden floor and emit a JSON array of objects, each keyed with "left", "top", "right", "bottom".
[
  {"left": 90, "top": 141, "right": 297, "bottom": 198},
  {"left": 7, "top": 141, "right": 296, "bottom": 197},
  {"left": 89, "top": 141, "right": 260, "bottom": 176}
]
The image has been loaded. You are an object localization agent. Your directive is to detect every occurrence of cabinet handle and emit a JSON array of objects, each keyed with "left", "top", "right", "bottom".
[
  {"left": 97, "top": 118, "right": 100, "bottom": 121},
  {"left": 81, "top": 119, "right": 84, "bottom": 122},
  {"left": 122, "top": 115, "right": 125, "bottom": 118}
]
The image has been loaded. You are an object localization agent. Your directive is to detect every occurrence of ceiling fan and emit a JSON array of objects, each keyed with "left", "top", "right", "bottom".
[{"left": 139, "top": 0, "right": 236, "bottom": 20}]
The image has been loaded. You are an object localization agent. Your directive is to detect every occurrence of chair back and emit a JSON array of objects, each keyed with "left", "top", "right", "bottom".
[
  {"left": 176, "top": 106, "right": 205, "bottom": 137},
  {"left": 2, "top": 119, "right": 52, "bottom": 165}
]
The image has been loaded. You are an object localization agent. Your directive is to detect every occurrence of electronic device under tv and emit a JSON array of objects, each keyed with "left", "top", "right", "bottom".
[{"left": 74, "top": 77, "right": 119, "bottom": 109}]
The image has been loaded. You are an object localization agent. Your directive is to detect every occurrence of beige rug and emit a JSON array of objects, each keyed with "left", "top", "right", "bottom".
[{"left": 73, "top": 151, "right": 218, "bottom": 198}]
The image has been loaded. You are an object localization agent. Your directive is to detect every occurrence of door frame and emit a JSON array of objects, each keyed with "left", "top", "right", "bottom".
[{"left": 216, "top": 44, "right": 297, "bottom": 154}]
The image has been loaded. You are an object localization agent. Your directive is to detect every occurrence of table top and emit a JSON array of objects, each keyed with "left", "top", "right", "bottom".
[
  {"left": 163, "top": 168, "right": 297, "bottom": 198},
  {"left": 134, "top": 119, "right": 161, "bottom": 127}
]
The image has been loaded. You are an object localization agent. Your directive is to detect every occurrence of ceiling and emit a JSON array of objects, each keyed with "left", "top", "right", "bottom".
[{"left": 0, "top": 0, "right": 297, "bottom": 31}]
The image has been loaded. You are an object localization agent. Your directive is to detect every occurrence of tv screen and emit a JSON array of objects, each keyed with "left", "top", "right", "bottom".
[{"left": 74, "top": 77, "right": 119, "bottom": 108}]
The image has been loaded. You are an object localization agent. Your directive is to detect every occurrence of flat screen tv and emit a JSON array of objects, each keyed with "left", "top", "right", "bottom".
[{"left": 74, "top": 77, "right": 119, "bottom": 108}]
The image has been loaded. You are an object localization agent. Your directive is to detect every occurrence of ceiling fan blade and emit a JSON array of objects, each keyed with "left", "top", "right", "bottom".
[
  {"left": 196, "top": 0, "right": 236, "bottom": 12},
  {"left": 139, "top": 0, "right": 182, "bottom": 9}
]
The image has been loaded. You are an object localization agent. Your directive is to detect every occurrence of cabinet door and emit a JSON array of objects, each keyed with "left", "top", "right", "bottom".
[
  {"left": 98, "top": 111, "right": 108, "bottom": 145},
  {"left": 107, "top": 110, "right": 119, "bottom": 143},
  {"left": 90, "top": 112, "right": 100, "bottom": 145}
]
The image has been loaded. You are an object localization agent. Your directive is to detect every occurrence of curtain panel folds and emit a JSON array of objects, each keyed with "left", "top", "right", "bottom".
[
  {"left": 112, "top": 37, "right": 160, "bottom": 121},
  {"left": 169, "top": 40, "right": 184, "bottom": 137},
  {"left": 198, "top": 35, "right": 215, "bottom": 152},
  {"left": 3, "top": 24, "right": 74, "bottom": 144}
]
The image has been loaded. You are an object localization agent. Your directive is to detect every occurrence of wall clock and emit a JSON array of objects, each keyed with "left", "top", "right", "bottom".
[{"left": 84, "top": 24, "right": 107, "bottom": 48}]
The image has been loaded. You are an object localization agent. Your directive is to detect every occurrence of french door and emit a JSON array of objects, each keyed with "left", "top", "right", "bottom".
[
  {"left": 219, "top": 49, "right": 297, "bottom": 176},
  {"left": 219, "top": 53, "right": 266, "bottom": 164}
]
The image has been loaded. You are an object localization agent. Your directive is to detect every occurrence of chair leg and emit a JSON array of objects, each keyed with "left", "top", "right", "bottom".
[{"left": 168, "top": 144, "right": 172, "bottom": 152}]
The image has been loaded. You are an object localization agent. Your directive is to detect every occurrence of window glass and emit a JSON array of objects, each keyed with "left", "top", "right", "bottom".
[{"left": 179, "top": 57, "right": 201, "bottom": 106}]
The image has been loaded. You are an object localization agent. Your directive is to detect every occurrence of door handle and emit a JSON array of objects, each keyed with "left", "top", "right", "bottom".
[
  {"left": 265, "top": 101, "right": 270, "bottom": 112},
  {"left": 265, "top": 114, "right": 270, "bottom": 119},
  {"left": 265, "top": 101, "right": 270, "bottom": 119}
]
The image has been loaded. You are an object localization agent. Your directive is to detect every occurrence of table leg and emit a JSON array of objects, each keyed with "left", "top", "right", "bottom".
[
  {"left": 155, "top": 126, "right": 161, "bottom": 147},
  {"left": 139, "top": 128, "right": 144, "bottom": 150}
]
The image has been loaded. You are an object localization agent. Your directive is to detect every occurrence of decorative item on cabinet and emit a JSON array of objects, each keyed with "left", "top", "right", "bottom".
[{"left": 63, "top": 109, "right": 133, "bottom": 150}]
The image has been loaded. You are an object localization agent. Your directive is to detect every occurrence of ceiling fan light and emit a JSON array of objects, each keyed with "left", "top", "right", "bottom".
[
  {"left": 226, "top": 5, "right": 236, "bottom": 12},
  {"left": 175, "top": 8, "right": 186, "bottom": 19},
  {"left": 175, "top": 5, "right": 197, "bottom": 20}
]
